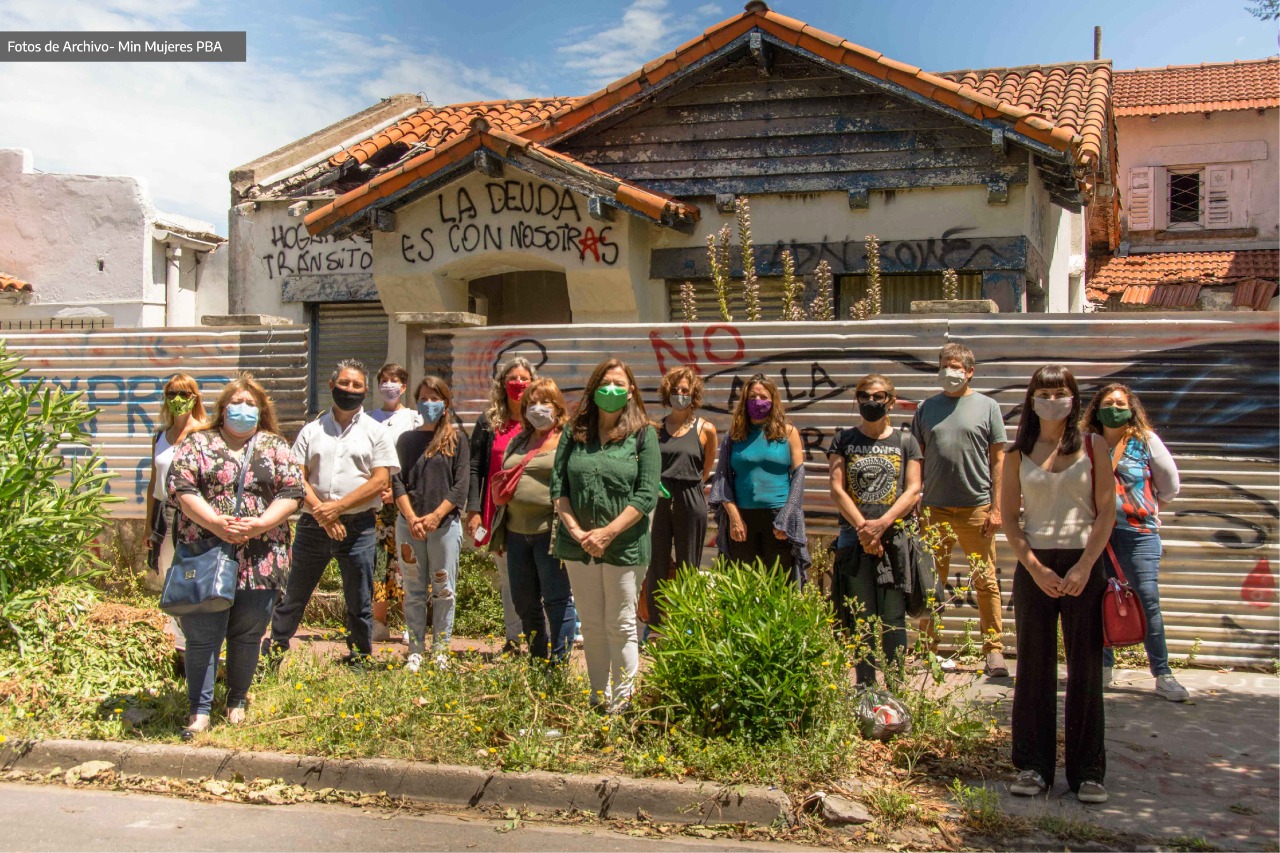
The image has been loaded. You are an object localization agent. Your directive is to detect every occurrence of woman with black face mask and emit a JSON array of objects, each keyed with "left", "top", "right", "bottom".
[{"left": 826, "top": 373, "right": 922, "bottom": 685}]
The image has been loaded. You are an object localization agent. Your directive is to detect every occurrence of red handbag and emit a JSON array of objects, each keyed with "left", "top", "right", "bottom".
[
  {"left": 490, "top": 435, "right": 549, "bottom": 507},
  {"left": 1085, "top": 437, "right": 1148, "bottom": 649}
]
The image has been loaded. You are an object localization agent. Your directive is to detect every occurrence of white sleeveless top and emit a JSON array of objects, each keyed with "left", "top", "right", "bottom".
[
  {"left": 1019, "top": 447, "right": 1096, "bottom": 549},
  {"left": 152, "top": 430, "right": 176, "bottom": 502}
]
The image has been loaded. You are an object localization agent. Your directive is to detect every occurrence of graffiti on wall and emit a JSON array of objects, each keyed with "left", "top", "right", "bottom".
[
  {"left": 398, "top": 179, "right": 618, "bottom": 267},
  {"left": 441, "top": 316, "right": 1279, "bottom": 664},
  {"left": 261, "top": 223, "right": 373, "bottom": 281}
]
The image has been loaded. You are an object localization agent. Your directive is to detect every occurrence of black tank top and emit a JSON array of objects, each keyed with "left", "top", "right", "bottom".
[{"left": 659, "top": 417, "right": 705, "bottom": 485}]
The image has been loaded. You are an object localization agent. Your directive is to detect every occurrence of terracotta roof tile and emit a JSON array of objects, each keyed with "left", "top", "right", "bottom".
[
  {"left": 330, "top": 98, "right": 581, "bottom": 168},
  {"left": 307, "top": 126, "right": 699, "bottom": 236},
  {"left": 0, "top": 272, "right": 32, "bottom": 293},
  {"left": 1086, "top": 249, "right": 1279, "bottom": 303},
  {"left": 1113, "top": 58, "right": 1279, "bottom": 116}
]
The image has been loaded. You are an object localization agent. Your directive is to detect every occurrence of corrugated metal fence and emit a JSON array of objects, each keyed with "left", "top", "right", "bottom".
[
  {"left": 3, "top": 325, "right": 309, "bottom": 519},
  {"left": 435, "top": 314, "right": 1279, "bottom": 667}
]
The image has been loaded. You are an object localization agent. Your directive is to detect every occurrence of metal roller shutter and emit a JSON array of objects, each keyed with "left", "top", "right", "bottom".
[
  {"left": 666, "top": 278, "right": 790, "bottom": 321},
  {"left": 310, "top": 302, "right": 390, "bottom": 415}
]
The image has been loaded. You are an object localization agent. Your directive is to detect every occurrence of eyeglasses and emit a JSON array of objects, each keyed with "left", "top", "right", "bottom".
[
  {"left": 165, "top": 391, "right": 193, "bottom": 399},
  {"left": 855, "top": 392, "right": 890, "bottom": 403}
]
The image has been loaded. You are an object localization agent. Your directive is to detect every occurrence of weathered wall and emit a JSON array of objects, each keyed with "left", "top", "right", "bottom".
[
  {"left": 1117, "top": 110, "right": 1279, "bottom": 248},
  {"left": 4, "top": 325, "right": 309, "bottom": 518},
  {"left": 228, "top": 200, "right": 373, "bottom": 324},
  {"left": 436, "top": 314, "right": 1279, "bottom": 666},
  {"left": 0, "top": 148, "right": 155, "bottom": 326}
]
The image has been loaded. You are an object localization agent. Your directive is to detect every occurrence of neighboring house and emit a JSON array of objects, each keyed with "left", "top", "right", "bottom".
[
  {"left": 0, "top": 148, "right": 227, "bottom": 329},
  {"left": 230, "top": 3, "right": 1118, "bottom": 390},
  {"left": 1089, "top": 58, "right": 1279, "bottom": 310}
]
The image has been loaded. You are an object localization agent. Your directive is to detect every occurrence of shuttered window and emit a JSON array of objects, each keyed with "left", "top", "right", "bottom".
[
  {"left": 1128, "top": 164, "right": 1249, "bottom": 232},
  {"left": 310, "top": 302, "right": 389, "bottom": 416},
  {"left": 1127, "top": 167, "right": 1155, "bottom": 231},
  {"left": 842, "top": 273, "right": 983, "bottom": 315},
  {"left": 666, "top": 278, "right": 792, "bottom": 321}
]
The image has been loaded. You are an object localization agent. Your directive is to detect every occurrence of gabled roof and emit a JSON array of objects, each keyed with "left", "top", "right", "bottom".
[
  {"left": 0, "top": 272, "right": 32, "bottom": 293},
  {"left": 1114, "top": 58, "right": 1279, "bottom": 116},
  {"left": 1086, "top": 249, "right": 1279, "bottom": 303},
  {"left": 512, "top": 3, "right": 1102, "bottom": 172},
  {"left": 329, "top": 98, "right": 580, "bottom": 169},
  {"left": 305, "top": 118, "right": 699, "bottom": 237}
]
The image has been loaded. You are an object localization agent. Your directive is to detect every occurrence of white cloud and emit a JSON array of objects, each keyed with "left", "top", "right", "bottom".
[
  {"left": 557, "top": 0, "right": 726, "bottom": 87},
  {"left": 0, "top": 1, "right": 537, "bottom": 231}
]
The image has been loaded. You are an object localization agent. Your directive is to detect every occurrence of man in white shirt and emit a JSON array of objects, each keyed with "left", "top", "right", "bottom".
[{"left": 269, "top": 359, "right": 399, "bottom": 664}]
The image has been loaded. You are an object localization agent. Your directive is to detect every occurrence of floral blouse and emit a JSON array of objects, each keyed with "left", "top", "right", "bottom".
[{"left": 168, "top": 429, "right": 304, "bottom": 590}]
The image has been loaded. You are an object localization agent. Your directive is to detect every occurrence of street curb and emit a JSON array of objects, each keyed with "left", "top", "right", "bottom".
[{"left": 1, "top": 739, "right": 791, "bottom": 827}]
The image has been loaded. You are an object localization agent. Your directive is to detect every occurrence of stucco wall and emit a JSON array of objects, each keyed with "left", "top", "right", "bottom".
[
  {"left": 0, "top": 148, "right": 155, "bottom": 326},
  {"left": 1117, "top": 109, "right": 1278, "bottom": 247}
]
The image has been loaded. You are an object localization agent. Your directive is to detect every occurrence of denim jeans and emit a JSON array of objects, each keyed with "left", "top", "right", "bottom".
[
  {"left": 272, "top": 511, "right": 378, "bottom": 655},
  {"left": 179, "top": 588, "right": 276, "bottom": 717},
  {"left": 396, "top": 515, "right": 463, "bottom": 655},
  {"left": 1102, "top": 527, "right": 1170, "bottom": 676},
  {"left": 507, "top": 530, "right": 577, "bottom": 660}
]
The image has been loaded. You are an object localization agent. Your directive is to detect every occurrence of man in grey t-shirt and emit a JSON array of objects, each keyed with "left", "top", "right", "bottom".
[{"left": 910, "top": 342, "right": 1009, "bottom": 677}]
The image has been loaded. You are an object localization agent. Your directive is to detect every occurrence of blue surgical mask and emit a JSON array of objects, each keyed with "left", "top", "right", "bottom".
[
  {"left": 418, "top": 400, "right": 445, "bottom": 423},
  {"left": 225, "top": 403, "right": 259, "bottom": 435}
]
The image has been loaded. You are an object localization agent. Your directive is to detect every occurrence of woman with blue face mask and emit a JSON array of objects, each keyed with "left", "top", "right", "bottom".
[
  {"left": 167, "top": 374, "right": 303, "bottom": 741},
  {"left": 393, "top": 376, "right": 469, "bottom": 673}
]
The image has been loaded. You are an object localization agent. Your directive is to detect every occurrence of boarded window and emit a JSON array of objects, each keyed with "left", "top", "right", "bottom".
[
  {"left": 666, "top": 278, "right": 791, "bottom": 321},
  {"left": 841, "top": 272, "right": 983, "bottom": 316}
]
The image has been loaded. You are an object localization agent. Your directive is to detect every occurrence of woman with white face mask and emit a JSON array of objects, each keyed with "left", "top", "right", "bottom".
[
  {"left": 490, "top": 378, "right": 577, "bottom": 661},
  {"left": 1002, "top": 365, "right": 1115, "bottom": 805},
  {"left": 167, "top": 374, "right": 303, "bottom": 740},
  {"left": 393, "top": 376, "right": 469, "bottom": 672},
  {"left": 368, "top": 364, "right": 422, "bottom": 642},
  {"left": 642, "top": 366, "right": 717, "bottom": 629}
]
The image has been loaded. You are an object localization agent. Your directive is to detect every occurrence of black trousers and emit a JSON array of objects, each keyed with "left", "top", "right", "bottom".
[
  {"left": 833, "top": 544, "right": 907, "bottom": 686},
  {"left": 644, "top": 483, "right": 707, "bottom": 626},
  {"left": 724, "top": 507, "right": 796, "bottom": 578},
  {"left": 1011, "top": 547, "right": 1107, "bottom": 792}
]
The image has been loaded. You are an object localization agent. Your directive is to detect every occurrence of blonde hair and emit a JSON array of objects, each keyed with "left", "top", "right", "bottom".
[
  {"left": 203, "top": 373, "right": 281, "bottom": 436},
  {"left": 159, "top": 373, "right": 208, "bottom": 430}
]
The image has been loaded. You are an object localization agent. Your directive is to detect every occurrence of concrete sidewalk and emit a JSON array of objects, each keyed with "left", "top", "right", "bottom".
[{"left": 963, "top": 667, "right": 1279, "bottom": 851}]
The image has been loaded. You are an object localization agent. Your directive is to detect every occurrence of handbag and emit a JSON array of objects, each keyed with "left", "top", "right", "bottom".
[
  {"left": 160, "top": 433, "right": 258, "bottom": 617},
  {"left": 904, "top": 527, "right": 943, "bottom": 620},
  {"left": 490, "top": 434, "right": 550, "bottom": 507},
  {"left": 1084, "top": 436, "right": 1148, "bottom": 648}
]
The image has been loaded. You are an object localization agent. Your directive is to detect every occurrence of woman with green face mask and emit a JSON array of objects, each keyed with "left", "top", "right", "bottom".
[
  {"left": 551, "top": 358, "right": 660, "bottom": 712},
  {"left": 1081, "top": 383, "right": 1186, "bottom": 702},
  {"left": 145, "top": 374, "right": 209, "bottom": 674}
]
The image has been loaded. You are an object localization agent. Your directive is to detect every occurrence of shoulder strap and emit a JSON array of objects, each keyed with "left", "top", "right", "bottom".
[
  {"left": 232, "top": 433, "right": 259, "bottom": 517},
  {"left": 1083, "top": 432, "right": 1097, "bottom": 515}
]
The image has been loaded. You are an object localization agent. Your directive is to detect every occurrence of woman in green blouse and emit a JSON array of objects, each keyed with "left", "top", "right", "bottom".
[{"left": 551, "top": 358, "right": 660, "bottom": 712}]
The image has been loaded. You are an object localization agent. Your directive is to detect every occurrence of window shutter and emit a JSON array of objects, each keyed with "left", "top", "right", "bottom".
[
  {"left": 1127, "top": 167, "right": 1155, "bottom": 231},
  {"left": 1206, "top": 164, "right": 1248, "bottom": 229}
]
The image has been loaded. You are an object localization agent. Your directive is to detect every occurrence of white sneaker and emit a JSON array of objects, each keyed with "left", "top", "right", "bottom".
[
  {"left": 405, "top": 653, "right": 422, "bottom": 673},
  {"left": 1077, "top": 781, "right": 1109, "bottom": 803},
  {"left": 1102, "top": 666, "right": 1113, "bottom": 688},
  {"left": 1009, "top": 769, "right": 1047, "bottom": 796},
  {"left": 1155, "top": 674, "right": 1190, "bottom": 702}
]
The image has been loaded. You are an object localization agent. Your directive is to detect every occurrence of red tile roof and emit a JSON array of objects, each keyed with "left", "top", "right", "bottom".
[
  {"left": 0, "top": 272, "right": 32, "bottom": 293},
  {"left": 1114, "top": 58, "right": 1279, "bottom": 116},
  {"left": 1087, "top": 249, "right": 1279, "bottom": 303},
  {"left": 329, "top": 98, "right": 580, "bottom": 168},
  {"left": 306, "top": 120, "right": 699, "bottom": 235},
  {"left": 516, "top": 7, "right": 1104, "bottom": 172}
]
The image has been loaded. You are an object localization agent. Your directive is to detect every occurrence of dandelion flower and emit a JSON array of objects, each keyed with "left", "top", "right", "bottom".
[
  {"left": 657, "top": 755, "right": 666, "bottom": 764},
  {"left": 114, "top": 708, "right": 123, "bottom": 714},
  {"left": 488, "top": 748, "right": 497, "bottom": 754}
]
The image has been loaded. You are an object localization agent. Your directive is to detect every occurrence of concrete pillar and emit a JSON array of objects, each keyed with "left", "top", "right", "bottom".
[
  {"left": 391, "top": 311, "right": 486, "bottom": 390},
  {"left": 164, "top": 245, "right": 182, "bottom": 326}
]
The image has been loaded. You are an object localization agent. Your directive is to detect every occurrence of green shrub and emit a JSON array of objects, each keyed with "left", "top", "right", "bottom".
[
  {"left": 644, "top": 558, "right": 849, "bottom": 741},
  {"left": 0, "top": 342, "right": 118, "bottom": 630}
]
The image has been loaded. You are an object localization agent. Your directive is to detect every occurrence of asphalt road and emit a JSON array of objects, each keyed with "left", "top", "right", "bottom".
[{"left": 0, "top": 782, "right": 809, "bottom": 852}]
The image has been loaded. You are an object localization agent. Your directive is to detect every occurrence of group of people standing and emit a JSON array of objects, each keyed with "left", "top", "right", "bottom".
[{"left": 145, "top": 341, "right": 1185, "bottom": 804}]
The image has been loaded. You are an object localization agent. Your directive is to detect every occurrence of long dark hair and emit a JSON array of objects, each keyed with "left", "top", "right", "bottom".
[
  {"left": 570, "top": 358, "right": 650, "bottom": 444},
  {"left": 1011, "top": 364, "right": 1082, "bottom": 456}
]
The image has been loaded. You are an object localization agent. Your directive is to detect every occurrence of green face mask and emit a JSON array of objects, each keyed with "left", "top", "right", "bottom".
[
  {"left": 1098, "top": 406, "right": 1133, "bottom": 428},
  {"left": 166, "top": 395, "right": 196, "bottom": 417},
  {"left": 594, "top": 385, "right": 629, "bottom": 413}
]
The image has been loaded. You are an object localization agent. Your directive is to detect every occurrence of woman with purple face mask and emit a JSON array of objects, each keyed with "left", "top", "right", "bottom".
[{"left": 709, "top": 373, "right": 807, "bottom": 581}]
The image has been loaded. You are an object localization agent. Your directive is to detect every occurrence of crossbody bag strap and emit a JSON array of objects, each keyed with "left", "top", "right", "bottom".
[
  {"left": 1085, "top": 435, "right": 1129, "bottom": 585},
  {"left": 232, "top": 433, "right": 259, "bottom": 518}
]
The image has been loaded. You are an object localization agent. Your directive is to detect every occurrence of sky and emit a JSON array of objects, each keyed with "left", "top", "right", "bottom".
[{"left": 0, "top": 0, "right": 1274, "bottom": 233}]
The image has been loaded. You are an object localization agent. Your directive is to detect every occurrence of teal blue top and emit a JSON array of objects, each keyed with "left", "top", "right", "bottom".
[{"left": 730, "top": 426, "right": 791, "bottom": 509}]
